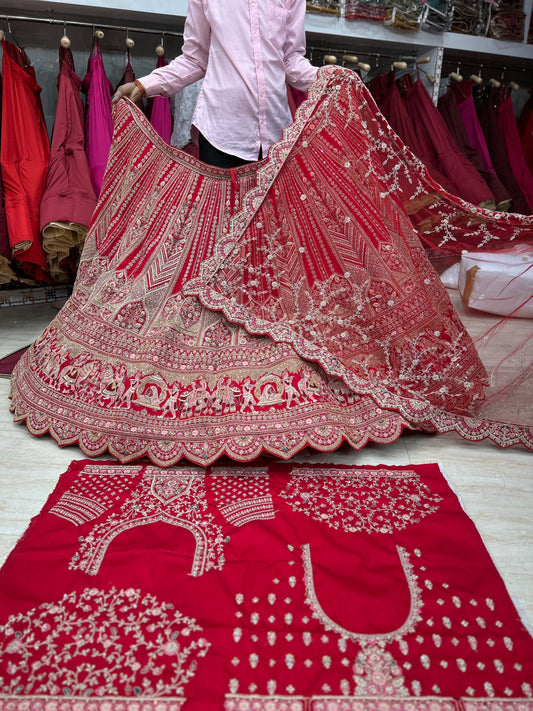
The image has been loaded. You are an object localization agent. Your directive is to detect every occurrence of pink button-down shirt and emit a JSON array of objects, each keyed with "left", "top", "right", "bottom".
[{"left": 139, "top": 0, "right": 317, "bottom": 161}]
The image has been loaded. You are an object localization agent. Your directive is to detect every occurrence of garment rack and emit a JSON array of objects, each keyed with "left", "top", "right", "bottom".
[{"left": 0, "top": 14, "right": 183, "bottom": 38}]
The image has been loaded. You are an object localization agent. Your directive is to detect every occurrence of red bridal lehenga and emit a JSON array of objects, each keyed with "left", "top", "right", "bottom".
[{"left": 9, "top": 67, "right": 533, "bottom": 466}]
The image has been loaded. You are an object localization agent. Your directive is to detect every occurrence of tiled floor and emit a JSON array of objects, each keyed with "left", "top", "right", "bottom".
[{"left": 0, "top": 300, "right": 532, "bottom": 632}]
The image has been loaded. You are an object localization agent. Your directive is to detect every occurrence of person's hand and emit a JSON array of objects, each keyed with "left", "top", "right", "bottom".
[{"left": 112, "top": 82, "right": 144, "bottom": 106}]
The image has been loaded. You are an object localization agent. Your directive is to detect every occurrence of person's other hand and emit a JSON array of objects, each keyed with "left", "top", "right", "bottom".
[{"left": 112, "top": 82, "right": 144, "bottom": 106}]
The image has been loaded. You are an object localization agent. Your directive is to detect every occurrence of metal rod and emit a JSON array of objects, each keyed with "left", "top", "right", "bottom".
[{"left": 0, "top": 13, "right": 183, "bottom": 38}]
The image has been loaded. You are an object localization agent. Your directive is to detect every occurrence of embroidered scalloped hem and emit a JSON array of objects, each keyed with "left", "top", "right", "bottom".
[
  {"left": 10, "top": 388, "right": 533, "bottom": 468},
  {"left": 10, "top": 394, "right": 414, "bottom": 467}
]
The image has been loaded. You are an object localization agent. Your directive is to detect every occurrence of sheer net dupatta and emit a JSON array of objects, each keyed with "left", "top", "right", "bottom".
[{"left": 184, "top": 66, "right": 533, "bottom": 448}]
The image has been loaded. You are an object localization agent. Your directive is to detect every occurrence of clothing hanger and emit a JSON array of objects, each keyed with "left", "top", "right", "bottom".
[
  {"left": 447, "top": 62, "right": 463, "bottom": 83},
  {"left": 470, "top": 65, "right": 483, "bottom": 85},
  {"left": 341, "top": 54, "right": 359, "bottom": 68},
  {"left": 60, "top": 20, "right": 71, "bottom": 48},
  {"left": 4, "top": 18, "right": 23, "bottom": 49},
  {"left": 156, "top": 32, "right": 165, "bottom": 57}
]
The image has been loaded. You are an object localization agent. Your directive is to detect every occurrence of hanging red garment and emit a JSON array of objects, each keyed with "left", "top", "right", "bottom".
[
  {"left": 399, "top": 75, "right": 495, "bottom": 208},
  {"left": 438, "top": 86, "right": 510, "bottom": 210},
  {"left": 81, "top": 37, "right": 113, "bottom": 196},
  {"left": 478, "top": 85, "right": 531, "bottom": 215},
  {"left": 518, "top": 94, "right": 533, "bottom": 174},
  {"left": 9, "top": 67, "right": 533, "bottom": 465},
  {"left": 452, "top": 82, "right": 500, "bottom": 175},
  {"left": 369, "top": 71, "right": 458, "bottom": 195},
  {"left": 0, "top": 39, "right": 50, "bottom": 282},
  {"left": 0, "top": 72, "right": 15, "bottom": 284},
  {"left": 496, "top": 85, "right": 533, "bottom": 214},
  {"left": 147, "top": 54, "right": 172, "bottom": 143},
  {"left": 40, "top": 45, "right": 97, "bottom": 283},
  {"left": 0, "top": 168, "right": 10, "bottom": 282},
  {"left": 115, "top": 49, "right": 135, "bottom": 90}
]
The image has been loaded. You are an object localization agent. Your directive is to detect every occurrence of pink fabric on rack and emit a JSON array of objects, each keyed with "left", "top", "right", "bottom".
[
  {"left": 147, "top": 55, "right": 172, "bottom": 143},
  {"left": 438, "top": 87, "right": 510, "bottom": 209},
  {"left": 454, "top": 85, "right": 497, "bottom": 174},
  {"left": 82, "top": 38, "right": 113, "bottom": 196}
]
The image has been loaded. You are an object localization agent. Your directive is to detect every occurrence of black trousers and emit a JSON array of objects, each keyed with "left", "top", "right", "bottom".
[{"left": 198, "top": 133, "right": 262, "bottom": 168}]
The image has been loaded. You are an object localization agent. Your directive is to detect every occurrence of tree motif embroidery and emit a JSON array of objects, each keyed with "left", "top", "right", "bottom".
[
  {"left": 0, "top": 587, "right": 209, "bottom": 699},
  {"left": 281, "top": 468, "right": 442, "bottom": 534}
]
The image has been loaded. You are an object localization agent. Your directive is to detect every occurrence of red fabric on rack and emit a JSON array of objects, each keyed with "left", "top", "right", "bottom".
[
  {"left": 478, "top": 85, "right": 531, "bottom": 215},
  {"left": 0, "top": 459, "right": 532, "bottom": 710},
  {"left": 452, "top": 82, "right": 496, "bottom": 176},
  {"left": 40, "top": 46, "right": 97, "bottom": 237},
  {"left": 496, "top": 85, "right": 533, "bottom": 214},
  {"left": 0, "top": 73, "right": 11, "bottom": 279},
  {"left": 0, "top": 39, "right": 50, "bottom": 282},
  {"left": 438, "top": 87, "right": 510, "bottom": 210},
  {"left": 518, "top": 94, "right": 533, "bottom": 174},
  {"left": 399, "top": 76, "right": 495, "bottom": 207},
  {"left": 115, "top": 50, "right": 135, "bottom": 90},
  {"left": 369, "top": 71, "right": 458, "bottom": 194}
]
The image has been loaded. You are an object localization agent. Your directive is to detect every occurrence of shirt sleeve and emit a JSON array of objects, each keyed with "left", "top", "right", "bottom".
[
  {"left": 283, "top": 0, "right": 318, "bottom": 92},
  {"left": 137, "top": 0, "right": 211, "bottom": 98}
]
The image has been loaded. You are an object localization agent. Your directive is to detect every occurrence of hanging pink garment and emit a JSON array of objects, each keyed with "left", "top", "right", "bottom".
[
  {"left": 81, "top": 38, "right": 113, "bottom": 196},
  {"left": 147, "top": 55, "right": 172, "bottom": 143},
  {"left": 497, "top": 85, "right": 533, "bottom": 213},
  {"left": 40, "top": 45, "right": 97, "bottom": 282},
  {"left": 0, "top": 39, "right": 50, "bottom": 282},
  {"left": 454, "top": 83, "right": 497, "bottom": 175},
  {"left": 438, "top": 87, "right": 510, "bottom": 210},
  {"left": 400, "top": 76, "right": 495, "bottom": 207}
]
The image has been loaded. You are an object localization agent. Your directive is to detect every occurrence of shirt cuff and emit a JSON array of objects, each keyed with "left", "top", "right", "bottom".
[{"left": 136, "top": 74, "right": 160, "bottom": 98}]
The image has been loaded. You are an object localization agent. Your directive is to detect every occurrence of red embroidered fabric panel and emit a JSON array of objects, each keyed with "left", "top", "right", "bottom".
[
  {"left": 0, "top": 460, "right": 532, "bottom": 710},
  {"left": 9, "top": 68, "right": 533, "bottom": 462}
]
